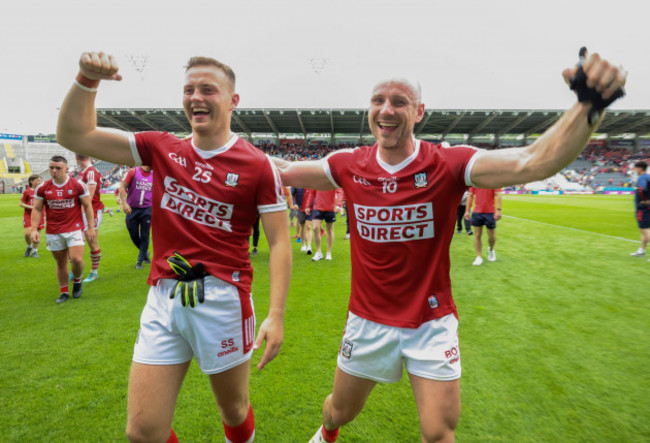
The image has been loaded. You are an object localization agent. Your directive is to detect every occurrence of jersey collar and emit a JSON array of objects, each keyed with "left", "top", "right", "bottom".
[
  {"left": 191, "top": 132, "right": 239, "bottom": 159},
  {"left": 376, "top": 138, "right": 421, "bottom": 175}
]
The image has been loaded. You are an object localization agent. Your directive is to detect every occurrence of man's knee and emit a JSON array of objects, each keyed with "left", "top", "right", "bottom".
[
  {"left": 217, "top": 399, "right": 250, "bottom": 427},
  {"left": 420, "top": 424, "right": 456, "bottom": 443},
  {"left": 125, "top": 419, "right": 170, "bottom": 443}
]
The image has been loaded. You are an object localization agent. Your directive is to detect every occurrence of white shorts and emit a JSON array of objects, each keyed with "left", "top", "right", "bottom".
[
  {"left": 133, "top": 276, "right": 256, "bottom": 374},
  {"left": 83, "top": 209, "right": 103, "bottom": 231},
  {"left": 46, "top": 230, "right": 85, "bottom": 251},
  {"left": 337, "top": 312, "right": 461, "bottom": 383}
]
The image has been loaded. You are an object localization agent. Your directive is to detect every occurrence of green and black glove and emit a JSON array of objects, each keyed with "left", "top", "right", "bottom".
[{"left": 167, "top": 252, "right": 207, "bottom": 308}]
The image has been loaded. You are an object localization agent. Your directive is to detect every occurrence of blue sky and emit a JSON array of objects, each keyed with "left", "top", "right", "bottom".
[{"left": 2, "top": 0, "right": 647, "bottom": 134}]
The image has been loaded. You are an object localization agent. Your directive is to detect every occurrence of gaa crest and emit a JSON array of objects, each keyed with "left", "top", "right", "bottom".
[
  {"left": 225, "top": 172, "right": 239, "bottom": 187},
  {"left": 341, "top": 339, "right": 354, "bottom": 359},
  {"left": 414, "top": 172, "right": 428, "bottom": 189}
]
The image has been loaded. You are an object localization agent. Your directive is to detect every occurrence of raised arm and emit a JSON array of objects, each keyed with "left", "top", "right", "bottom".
[
  {"left": 470, "top": 50, "right": 627, "bottom": 189},
  {"left": 271, "top": 157, "right": 337, "bottom": 191},
  {"left": 57, "top": 52, "right": 134, "bottom": 166}
]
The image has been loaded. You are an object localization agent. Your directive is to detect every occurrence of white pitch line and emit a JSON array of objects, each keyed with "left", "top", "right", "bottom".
[{"left": 503, "top": 215, "right": 638, "bottom": 243}]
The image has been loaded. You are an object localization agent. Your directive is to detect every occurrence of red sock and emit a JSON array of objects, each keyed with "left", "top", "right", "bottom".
[
  {"left": 90, "top": 249, "right": 101, "bottom": 272},
  {"left": 166, "top": 429, "right": 178, "bottom": 443},
  {"left": 60, "top": 285, "right": 69, "bottom": 294},
  {"left": 223, "top": 404, "right": 254, "bottom": 443},
  {"left": 73, "top": 277, "right": 82, "bottom": 283},
  {"left": 322, "top": 425, "right": 339, "bottom": 442}
]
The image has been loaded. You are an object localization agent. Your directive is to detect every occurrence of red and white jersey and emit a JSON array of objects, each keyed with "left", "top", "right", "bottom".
[
  {"left": 129, "top": 132, "right": 287, "bottom": 292},
  {"left": 324, "top": 140, "right": 479, "bottom": 328},
  {"left": 21, "top": 187, "right": 36, "bottom": 217},
  {"left": 78, "top": 165, "right": 105, "bottom": 212},
  {"left": 469, "top": 187, "right": 500, "bottom": 213},
  {"left": 301, "top": 189, "right": 315, "bottom": 211},
  {"left": 34, "top": 177, "right": 89, "bottom": 234},
  {"left": 304, "top": 189, "right": 337, "bottom": 212}
]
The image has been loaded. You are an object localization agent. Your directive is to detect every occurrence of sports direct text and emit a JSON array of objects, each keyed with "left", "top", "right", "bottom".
[
  {"left": 354, "top": 203, "right": 434, "bottom": 242},
  {"left": 161, "top": 176, "right": 233, "bottom": 231}
]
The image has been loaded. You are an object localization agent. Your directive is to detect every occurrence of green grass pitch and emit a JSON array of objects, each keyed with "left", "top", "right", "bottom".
[{"left": 0, "top": 193, "right": 648, "bottom": 442}]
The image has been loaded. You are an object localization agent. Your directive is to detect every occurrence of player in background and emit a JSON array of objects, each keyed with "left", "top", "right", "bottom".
[
  {"left": 464, "top": 187, "right": 502, "bottom": 265},
  {"left": 20, "top": 174, "right": 44, "bottom": 257},
  {"left": 299, "top": 188, "right": 315, "bottom": 254},
  {"left": 273, "top": 49, "right": 626, "bottom": 443},
  {"left": 75, "top": 154, "right": 105, "bottom": 282},
  {"left": 57, "top": 51, "right": 291, "bottom": 443},
  {"left": 304, "top": 189, "right": 338, "bottom": 261},
  {"left": 456, "top": 190, "right": 472, "bottom": 235},
  {"left": 119, "top": 165, "right": 153, "bottom": 269},
  {"left": 630, "top": 160, "right": 650, "bottom": 257},
  {"left": 31, "top": 156, "right": 95, "bottom": 303},
  {"left": 291, "top": 187, "right": 305, "bottom": 247}
]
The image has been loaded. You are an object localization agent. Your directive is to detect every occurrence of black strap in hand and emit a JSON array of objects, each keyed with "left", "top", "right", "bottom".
[{"left": 569, "top": 47, "right": 625, "bottom": 125}]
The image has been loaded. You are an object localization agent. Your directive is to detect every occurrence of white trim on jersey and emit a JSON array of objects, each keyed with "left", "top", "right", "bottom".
[
  {"left": 33, "top": 183, "right": 44, "bottom": 200},
  {"left": 191, "top": 132, "right": 238, "bottom": 158},
  {"left": 258, "top": 202, "right": 289, "bottom": 213},
  {"left": 464, "top": 149, "right": 482, "bottom": 187},
  {"left": 321, "top": 148, "right": 357, "bottom": 188},
  {"left": 257, "top": 154, "right": 287, "bottom": 214},
  {"left": 81, "top": 165, "right": 98, "bottom": 185},
  {"left": 128, "top": 133, "right": 143, "bottom": 166},
  {"left": 376, "top": 138, "right": 421, "bottom": 174}
]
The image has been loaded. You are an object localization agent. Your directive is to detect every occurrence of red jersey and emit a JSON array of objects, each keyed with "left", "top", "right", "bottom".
[
  {"left": 131, "top": 132, "right": 287, "bottom": 292},
  {"left": 21, "top": 186, "right": 45, "bottom": 229},
  {"left": 301, "top": 189, "right": 315, "bottom": 211},
  {"left": 78, "top": 165, "right": 105, "bottom": 212},
  {"left": 469, "top": 187, "right": 500, "bottom": 213},
  {"left": 324, "top": 140, "right": 478, "bottom": 328},
  {"left": 304, "top": 189, "right": 337, "bottom": 212},
  {"left": 34, "top": 177, "right": 88, "bottom": 234},
  {"left": 21, "top": 187, "right": 36, "bottom": 218}
]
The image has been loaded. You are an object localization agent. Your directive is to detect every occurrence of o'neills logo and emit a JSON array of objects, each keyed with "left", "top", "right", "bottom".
[
  {"left": 354, "top": 203, "right": 434, "bottom": 242},
  {"left": 218, "top": 346, "right": 239, "bottom": 357},
  {"left": 161, "top": 176, "right": 233, "bottom": 232}
]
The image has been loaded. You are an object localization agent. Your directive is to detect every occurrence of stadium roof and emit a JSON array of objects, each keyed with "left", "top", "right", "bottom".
[{"left": 96, "top": 108, "right": 650, "bottom": 140}]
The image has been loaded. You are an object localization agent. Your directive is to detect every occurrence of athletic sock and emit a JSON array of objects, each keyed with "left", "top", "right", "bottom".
[
  {"left": 90, "top": 249, "right": 101, "bottom": 272},
  {"left": 166, "top": 429, "right": 178, "bottom": 443},
  {"left": 223, "top": 404, "right": 255, "bottom": 443},
  {"left": 73, "top": 277, "right": 82, "bottom": 284},
  {"left": 322, "top": 425, "right": 340, "bottom": 442},
  {"left": 60, "top": 285, "right": 69, "bottom": 294}
]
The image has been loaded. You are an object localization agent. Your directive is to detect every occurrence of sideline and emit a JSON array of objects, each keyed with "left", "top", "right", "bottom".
[{"left": 503, "top": 215, "right": 637, "bottom": 243}]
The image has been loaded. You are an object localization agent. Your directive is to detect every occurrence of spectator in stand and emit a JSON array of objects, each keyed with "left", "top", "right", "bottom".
[
  {"left": 19, "top": 174, "right": 44, "bottom": 257},
  {"left": 630, "top": 160, "right": 650, "bottom": 257},
  {"left": 456, "top": 190, "right": 472, "bottom": 235},
  {"left": 119, "top": 165, "right": 153, "bottom": 269},
  {"left": 465, "top": 187, "right": 502, "bottom": 265},
  {"left": 31, "top": 155, "right": 95, "bottom": 303},
  {"left": 75, "top": 154, "right": 105, "bottom": 282}
]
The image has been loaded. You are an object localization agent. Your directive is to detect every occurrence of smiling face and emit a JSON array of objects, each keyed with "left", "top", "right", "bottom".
[
  {"left": 182, "top": 65, "right": 239, "bottom": 139},
  {"left": 368, "top": 79, "right": 425, "bottom": 152}
]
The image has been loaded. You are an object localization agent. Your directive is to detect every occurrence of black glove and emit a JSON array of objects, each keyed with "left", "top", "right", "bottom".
[
  {"left": 569, "top": 47, "right": 625, "bottom": 125},
  {"left": 167, "top": 252, "right": 206, "bottom": 308}
]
